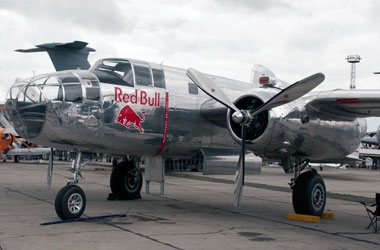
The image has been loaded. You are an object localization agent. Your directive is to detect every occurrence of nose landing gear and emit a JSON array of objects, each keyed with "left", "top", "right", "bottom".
[
  {"left": 54, "top": 151, "right": 89, "bottom": 220},
  {"left": 54, "top": 153, "right": 143, "bottom": 220},
  {"left": 55, "top": 184, "right": 86, "bottom": 220}
]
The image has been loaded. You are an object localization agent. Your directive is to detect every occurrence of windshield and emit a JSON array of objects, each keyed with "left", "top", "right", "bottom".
[{"left": 91, "top": 59, "right": 133, "bottom": 86}]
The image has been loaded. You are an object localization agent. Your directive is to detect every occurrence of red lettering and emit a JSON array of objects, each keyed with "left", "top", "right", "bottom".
[
  {"left": 131, "top": 89, "right": 138, "bottom": 104},
  {"left": 114, "top": 87, "right": 161, "bottom": 107},
  {"left": 148, "top": 96, "right": 155, "bottom": 106},
  {"left": 140, "top": 90, "right": 147, "bottom": 105},
  {"left": 156, "top": 92, "right": 160, "bottom": 107},
  {"left": 114, "top": 87, "right": 122, "bottom": 102},
  {"left": 122, "top": 93, "right": 129, "bottom": 103}
]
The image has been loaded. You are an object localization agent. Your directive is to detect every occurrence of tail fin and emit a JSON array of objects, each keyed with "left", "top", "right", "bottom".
[
  {"left": 250, "top": 64, "right": 291, "bottom": 89},
  {"left": 15, "top": 41, "right": 95, "bottom": 71}
]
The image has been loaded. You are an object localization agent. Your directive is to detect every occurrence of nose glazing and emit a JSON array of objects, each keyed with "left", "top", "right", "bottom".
[{"left": 5, "top": 79, "right": 47, "bottom": 139}]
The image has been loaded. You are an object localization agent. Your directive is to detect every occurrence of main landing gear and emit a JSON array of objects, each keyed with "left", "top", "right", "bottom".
[
  {"left": 54, "top": 153, "right": 143, "bottom": 220},
  {"left": 110, "top": 159, "right": 142, "bottom": 200},
  {"left": 287, "top": 160, "right": 326, "bottom": 216}
]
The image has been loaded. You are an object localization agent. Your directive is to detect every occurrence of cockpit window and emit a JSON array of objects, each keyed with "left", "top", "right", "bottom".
[
  {"left": 92, "top": 59, "right": 134, "bottom": 87},
  {"left": 134, "top": 65, "right": 152, "bottom": 86},
  {"left": 91, "top": 59, "right": 166, "bottom": 89},
  {"left": 152, "top": 69, "right": 165, "bottom": 88}
]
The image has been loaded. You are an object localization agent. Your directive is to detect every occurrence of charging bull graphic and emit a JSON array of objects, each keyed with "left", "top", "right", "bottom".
[{"left": 115, "top": 105, "right": 146, "bottom": 133}]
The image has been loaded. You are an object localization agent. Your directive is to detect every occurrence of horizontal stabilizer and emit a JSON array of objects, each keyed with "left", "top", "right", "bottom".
[{"left": 15, "top": 41, "right": 95, "bottom": 71}]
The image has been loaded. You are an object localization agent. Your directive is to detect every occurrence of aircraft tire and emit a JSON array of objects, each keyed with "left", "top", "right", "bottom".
[
  {"left": 110, "top": 160, "right": 142, "bottom": 199},
  {"left": 292, "top": 169, "right": 326, "bottom": 216},
  {"left": 55, "top": 185, "right": 86, "bottom": 220}
]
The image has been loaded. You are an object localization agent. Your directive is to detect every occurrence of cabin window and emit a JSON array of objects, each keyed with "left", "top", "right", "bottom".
[
  {"left": 42, "top": 76, "right": 63, "bottom": 101},
  {"left": 76, "top": 71, "right": 101, "bottom": 101},
  {"left": 188, "top": 82, "right": 198, "bottom": 95},
  {"left": 43, "top": 85, "right": 63, "bottom": 101},
  {"left": 134, "top": 65, "right": 152, "bottom": 86},
  {"left": 64, "top": 84, "right": 82, "bottom": 103},
  {"left": 24, "top": 85, "right": 42, "bottom": 103},
  {"left": 58, "top": 72, "right": 80, "bottom": 83},
  {"left": 152, "top": 69, "right": 165, "bottom": 88}
]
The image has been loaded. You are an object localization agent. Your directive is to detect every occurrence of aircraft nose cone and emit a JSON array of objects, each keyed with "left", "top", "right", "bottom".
[{"left": 5, "top": 80, "right": 47, "bottom": 139}]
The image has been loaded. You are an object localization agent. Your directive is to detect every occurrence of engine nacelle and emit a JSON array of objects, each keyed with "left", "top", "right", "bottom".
[{"left": 227, "top": 89, "right": 277, "bottom": 145}]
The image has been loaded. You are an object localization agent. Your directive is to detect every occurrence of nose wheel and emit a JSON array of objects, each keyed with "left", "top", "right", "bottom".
[
  {"left": 54, "top": 151, "right": 89, "bottom": 220},
  {"left": 55, "top": 185, "right": 86, "bottom": 220}
]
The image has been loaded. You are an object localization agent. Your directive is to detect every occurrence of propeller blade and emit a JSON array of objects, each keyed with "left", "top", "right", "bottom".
[
  {"left": 250, "top": 73, "right": 324, "bottom": 117},
  {"left": 47, "top": 148, "right": 54, "bottom": 191},
  {"left": 186, "top": 68, "right": 238, "bottom": 111},
  {"left": 234, "top": 125, "right": 246, "bottom": 207}
]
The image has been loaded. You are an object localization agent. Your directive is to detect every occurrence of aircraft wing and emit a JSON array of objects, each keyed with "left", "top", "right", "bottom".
[{"left": 306, "top": 90, "right": 380, "bottom": 119}]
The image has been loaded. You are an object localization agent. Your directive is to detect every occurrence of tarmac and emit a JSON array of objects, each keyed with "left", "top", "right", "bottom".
[{"left": 0, "top": 160, "right": 379, "bottom": 250}]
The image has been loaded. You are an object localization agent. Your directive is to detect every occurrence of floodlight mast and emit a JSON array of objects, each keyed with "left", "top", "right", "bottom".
[{"left": 346, "top": 55, "right": 361, "bottom": 89}]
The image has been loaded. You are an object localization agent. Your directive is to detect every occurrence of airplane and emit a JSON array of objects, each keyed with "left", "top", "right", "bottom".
[
  {"left": 5, "top": 41, "right": 380, "bottom": 221},
  {"left": 361, "top": 125, "right": 380, "bottom": 147},
  {"left": 0, "top": 126, "right": 52, "bottom": 162},
  {"left": 0, "top": 127, "right": 15, "bottom": 155}
]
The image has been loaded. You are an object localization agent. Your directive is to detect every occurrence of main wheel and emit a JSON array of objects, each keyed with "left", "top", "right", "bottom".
[
  {"left": 292, "top": 169, "right": 326, "bottom": 216},
  {"left": 110, "top": 160, "right": 142, "bottom": 199},
  {"left": 55, "top": 185, "right": 86, "bottom": 220}
]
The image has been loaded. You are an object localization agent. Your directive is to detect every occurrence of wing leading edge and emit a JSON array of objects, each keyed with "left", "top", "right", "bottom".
[{"left": 306, "top": 90, "right": 380, "bottom": 119}]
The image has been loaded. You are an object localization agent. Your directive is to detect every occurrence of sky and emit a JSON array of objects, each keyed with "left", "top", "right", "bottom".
[{"left": 1, "top": 0, "right": 380, "bottom": 129}]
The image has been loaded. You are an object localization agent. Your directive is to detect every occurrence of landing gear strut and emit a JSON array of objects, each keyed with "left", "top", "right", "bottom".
[
  {"left": 54, "top": 152, "right": 90, "bottom": 220},
  {"left": 285, "top": 159, "right": 327, "bottom": 216}
]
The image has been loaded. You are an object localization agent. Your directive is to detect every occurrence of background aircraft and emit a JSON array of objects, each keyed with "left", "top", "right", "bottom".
[
  {"left": 5, "top": 41, "right": 380, "bottom": 220},
  {"left": 0, "top": 128, "right": 14, "bottom": 156},
  {"left": 361, "top": 125, "right": 380, "bottom": 147}
]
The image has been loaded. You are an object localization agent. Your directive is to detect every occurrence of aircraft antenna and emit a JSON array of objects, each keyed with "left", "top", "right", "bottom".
[{"left": 346, "top": 54, "right": 361, "bottom": 89}]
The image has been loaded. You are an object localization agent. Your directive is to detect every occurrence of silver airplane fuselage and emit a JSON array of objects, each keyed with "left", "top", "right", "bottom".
[{"left": 5, "top": 58, "right": 366, "bottom": 163}]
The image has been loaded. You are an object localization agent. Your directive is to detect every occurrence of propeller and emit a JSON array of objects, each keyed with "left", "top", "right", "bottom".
[{"left": 187, "top": 68, "right": 325, "bottom": 207}]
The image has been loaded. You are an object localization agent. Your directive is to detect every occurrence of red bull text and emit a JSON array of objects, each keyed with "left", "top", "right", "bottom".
[{"left": 114, "top": 87, "right": 160, "bottom": 107}]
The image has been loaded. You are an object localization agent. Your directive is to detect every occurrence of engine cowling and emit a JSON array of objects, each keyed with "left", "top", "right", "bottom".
[{"left": 227, "top": 91, "right": 273, "bottom": 144}]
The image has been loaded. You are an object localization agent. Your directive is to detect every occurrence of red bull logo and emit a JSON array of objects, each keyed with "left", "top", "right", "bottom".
[{"left": 115, "top": 105, "right": 146, "bottom": 133}]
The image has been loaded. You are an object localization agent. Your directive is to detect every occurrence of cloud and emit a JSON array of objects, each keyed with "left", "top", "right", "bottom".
[
  {"left": 1, "top": 0, "right": 380, "bottom": 92},
  {"left": 0, "top": 0, "right": 127, "bottom": 34}
]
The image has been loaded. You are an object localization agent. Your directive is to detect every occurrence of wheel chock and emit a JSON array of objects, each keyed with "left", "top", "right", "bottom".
[
  {"left": 287, "top": 212, "right": 335, "bottom": 222},
  {"left": 321, "top": 212, "right": 335, "bottom": 219},
  {"left": 286, "top": 213, "right": 320, "bottom": 223}
]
